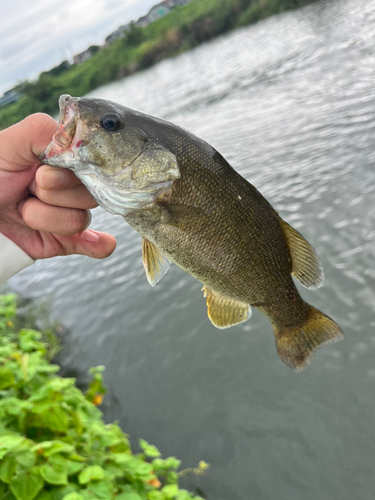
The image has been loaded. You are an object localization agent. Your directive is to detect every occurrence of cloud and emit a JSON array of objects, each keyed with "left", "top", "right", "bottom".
[{"left": 0, "top": 0, "right": 157, "bottom": 94}]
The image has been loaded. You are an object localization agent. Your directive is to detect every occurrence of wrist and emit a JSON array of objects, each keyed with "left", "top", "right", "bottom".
[{"left": 0, "top": 233, "right": 34, "bottom": 284}]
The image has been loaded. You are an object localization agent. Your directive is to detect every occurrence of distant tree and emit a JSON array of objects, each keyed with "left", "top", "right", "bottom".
[
  {"left": 125, "top": 22, "right": 145, "bottom": 47},
  {"left": 87, "top": 45, "right": 101, "bottom": 55},
  {"left": 40, "top": 60, "right": 71, "bottom": 78}
]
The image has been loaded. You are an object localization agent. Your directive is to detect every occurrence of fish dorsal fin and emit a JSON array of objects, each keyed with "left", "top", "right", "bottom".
[
  {"left": 278, "top": 218, "right": 324, "bottom": 290},
  {"left": 202, "top": 286, "right": 251, "bottom": 329},
  {"left": 142, "top": 238, "right": 170, "bottom": 287}
]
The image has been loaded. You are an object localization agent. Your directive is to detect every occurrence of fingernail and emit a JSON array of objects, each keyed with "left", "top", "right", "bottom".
[
  {"left": 29, "top": 179, "right": 36, "bottom": 194},
  {"left": 40, "top": 169, "right": 66, "bottom": 189},
  {"left": 17, "top": 199, "right": 26, "bottom": 215},
  {"left": 81, "top": 230, "right": 100, "bottom": 243},
  {"left": 84, "top": 211, "right": 92, "bottom": 230}
]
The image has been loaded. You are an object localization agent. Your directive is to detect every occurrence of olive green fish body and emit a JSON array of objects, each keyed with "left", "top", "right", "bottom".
[
  {"left": 41, "top": 95, "right": 343, "bottom": 371},
  {"left": 125, "top": 137, "right": 309, "bottom": 329}
]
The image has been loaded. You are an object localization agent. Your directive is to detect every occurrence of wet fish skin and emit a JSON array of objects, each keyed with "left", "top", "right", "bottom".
[{"left": 41, "top": 95, "right": 343, "bottom": 371}]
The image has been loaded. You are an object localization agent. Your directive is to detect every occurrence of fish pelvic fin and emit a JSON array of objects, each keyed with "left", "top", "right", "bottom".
[
  {"left": 274, "top": 305, "right": 343, "bottom": 372},
  {"left": 278, "top": 217, "right": 324, "bottom": 290},
  {"left": 202, "top": 286, "right": 251, "bottom": 329},
  {"left": 142, "top": 238, "right": 170, "bottom": 287}
]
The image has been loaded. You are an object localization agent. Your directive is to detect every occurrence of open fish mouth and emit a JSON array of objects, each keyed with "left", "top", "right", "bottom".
[{"left": 39, "top": 95, "right": 87, "bottom": 162}]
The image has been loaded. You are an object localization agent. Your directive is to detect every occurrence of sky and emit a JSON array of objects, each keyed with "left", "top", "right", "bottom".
[{"left": 0, "top": 0, "right": 158, "bottom": 95}]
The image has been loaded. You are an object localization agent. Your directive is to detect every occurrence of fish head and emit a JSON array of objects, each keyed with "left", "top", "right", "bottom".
[{"left": 40, "top": 95, "right": 180, "bottom": 215}]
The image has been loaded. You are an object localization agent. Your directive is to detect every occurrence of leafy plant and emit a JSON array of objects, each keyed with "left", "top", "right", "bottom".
[{"left": 0, "top": 294, "right": 207, "bottom": 500}]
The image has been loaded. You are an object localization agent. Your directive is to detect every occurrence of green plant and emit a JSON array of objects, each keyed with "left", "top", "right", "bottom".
[
  {"left": 0, "top": 294, "right": 207, "bottom": 500},
  {"left": 0, "top": 0, "right": 318, "bottom": 131}
]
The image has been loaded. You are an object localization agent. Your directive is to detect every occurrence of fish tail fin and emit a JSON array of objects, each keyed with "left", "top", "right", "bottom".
[{"left": 273, "top": 305, "right": 343, "bottom": 371}]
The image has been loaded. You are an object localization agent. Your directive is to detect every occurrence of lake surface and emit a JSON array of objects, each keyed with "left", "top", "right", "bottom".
[{"left": 9, "top": 0, "right": 375, "bottom": 498}]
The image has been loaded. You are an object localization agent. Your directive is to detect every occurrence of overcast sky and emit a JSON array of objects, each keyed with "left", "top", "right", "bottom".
[{"left": 0, "top": 0, "right": 158, "bottom": 95}]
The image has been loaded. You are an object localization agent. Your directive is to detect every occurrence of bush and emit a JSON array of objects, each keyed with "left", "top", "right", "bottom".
[{"left": 0, "top": 294, "right": 207, "bottom": 500}]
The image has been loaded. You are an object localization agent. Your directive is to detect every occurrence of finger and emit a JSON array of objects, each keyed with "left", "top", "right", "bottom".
[
  {"left": 53, "top": 230, "right": 117, "bottom": 259},
  {"left": 20, "top": 196, "right": 91, "bottom": 236},
  {"left": 0, "top": 114, "right": 57, "bottom": 171},
  {"left": 32, "top": 182, "right": 98, "bottom": 210},
  {"left": 36, "top": 165, "right": 83, "bottom": 190}
]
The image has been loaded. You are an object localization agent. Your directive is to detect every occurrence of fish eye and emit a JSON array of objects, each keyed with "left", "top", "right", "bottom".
[{"left": 100, "top": 113, "right": 122, "bottom": 132}]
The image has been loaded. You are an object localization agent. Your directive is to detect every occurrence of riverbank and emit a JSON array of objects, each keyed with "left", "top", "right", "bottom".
[{"left": 0, "top": 0, "right": 316, "bottom": 130}]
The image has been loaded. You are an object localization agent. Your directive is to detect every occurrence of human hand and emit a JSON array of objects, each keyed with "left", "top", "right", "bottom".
[{"left": 0, "top": 113, "right": 116, "bottom": 260}]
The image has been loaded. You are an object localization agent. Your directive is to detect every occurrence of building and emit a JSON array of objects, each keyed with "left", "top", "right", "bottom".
[
  {"left": 134, "top": 15, "right": 149, "bottom": 29},
  {"left": 146, "top": 2, "right": 172, "bottom": 24},
  {"left": 104, "top": 24, "right": 132, "bottom": 47},
  {"left": 0, "top": 89, "right": 21, "bottom": 108},
  {"left": 110, "top": 0, "right": 193, "bottom": 36},
  {"left": 73, "top": 46, "right": 100, "bottom": 65},
  {"left": 134, "top": 0, "right": 191, "bottom": 28}
]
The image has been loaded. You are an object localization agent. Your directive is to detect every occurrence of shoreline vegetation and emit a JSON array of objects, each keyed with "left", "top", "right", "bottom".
[
  {"left": 0, "top": 0, "right": 316, "bottom": 131},
  {"left": 0, "top": 294, "right": 208, "bottom": 500}
]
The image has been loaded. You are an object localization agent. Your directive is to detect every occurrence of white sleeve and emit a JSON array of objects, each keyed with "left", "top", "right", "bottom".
[{"left": 0, "top": 233, "right": 35, "bottom": 284}]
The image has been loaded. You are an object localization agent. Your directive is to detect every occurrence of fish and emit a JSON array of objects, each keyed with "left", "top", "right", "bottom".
[{"left": 40, "top": 94, "right": 343, "bottom": 371}]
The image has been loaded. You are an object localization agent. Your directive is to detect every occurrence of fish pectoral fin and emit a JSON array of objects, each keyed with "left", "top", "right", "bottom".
[
  {"left": 142, "top": 238, "right": 170, "bottom": 287},
  {"left": 278, "top": 217, "right": 324, "bottom": 290},
  {"left": 202, "top": 286, "right": 251, "bottom": 329}
]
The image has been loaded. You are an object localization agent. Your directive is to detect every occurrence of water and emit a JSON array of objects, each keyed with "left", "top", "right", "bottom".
[{"left": 9, "top": 0, "right": 375, "bottom": 498}]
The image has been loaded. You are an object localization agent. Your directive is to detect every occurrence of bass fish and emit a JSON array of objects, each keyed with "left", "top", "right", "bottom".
[{"left": 41, "top": 95, "right": 343, "bottom": 371}]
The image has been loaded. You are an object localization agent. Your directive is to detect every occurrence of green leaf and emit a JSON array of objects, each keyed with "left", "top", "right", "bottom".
[
  {"left": 68, "top": 453, "right": 86, "bottom": 462},
  {"left": 32, "top": 441, "right": 75, "bottom": 457},
  {"left": 78, "top": 465, "right": 106, "bottom": 485},
  {"left": 42, "top": 406, "right": 69, "bottom": 432},
  {"left": 81, "top": 479, "right": 114, "bottom": 499},
  {"left": 2, "top": 490, "right": 17, "bottom": 500},
  {"left": 40, "top": 457, "right": 69, "bottom": 485},
  {"left": 49, "top": 484, "right": 80, "bottom": 500},
  {"left": 0, "top": 435, "right": 25, "bottom": 458},
  {"left": 0, "top": 397, "right": 30, "bottom": 418},
  {"left": 163, "top": 458, "right": 181, "bottom": 470},
  {"left": 162, "top": 485, "right": 179, "bottom": 497},
  {"left": 102, "top": 462, "right": 124, "bottom": 478},
  {"left": 0, "top": 455, "right": 17, "bottom": 483},
  {"left": 147, "top": 492, "right": 165, "bottom": 500},
  {"left": 37, "top": 364, "right": 60, "bottom": 374},
  {"left": 115, "top": 493, "right": 143, "bottom": 500},
  {"left": 66, "top": 460, "right": 85, "bottom": 476},
  {"left": 151, "top": 459, "right": 165, "bottom": 471},
  {"left": 110, "top": 453, "right": 133, "bottom": 464},
  {"left": 100, "top": 424, "right": 129, "bottom": 449},
  {"left": 0, "top": 480, "right": 6, "bottom": 496},
  {"left": 10, "top": 468, "right": 44, "bottom": 500},
  {"left": 175, "top": 491, "right": 192, "bottom": 500},
  {"left": 35, "top": 491, "right": 53, "bottom": 500},
  {"left": 165, "top": 472, "right": 178, "bottom": 484},
  {"left": 0, "top": 366, "right": 15, "bottom": 389},
  {"left": 15, "top": 449, "right": 36, "bottom": 470},
  {"left": 62, "top": 494, "right": 85, "bottom": 500},
  {"left": 120, "top": 457, "right": 153, "bottom": 479},
  {"left": 139, "top": 439, "right": 161, "bottom": 458}
]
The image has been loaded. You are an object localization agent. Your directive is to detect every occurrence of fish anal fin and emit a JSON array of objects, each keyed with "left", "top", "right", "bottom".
[
  {"left": 274, "top": 305, "right": 343, "bottom": 372},
  {"left": 278, "top": 218, "right": 324, "bottom": 290},
  {"left": 142, "top": 238, "right": 170, "bottom": 287},
  {"left": 202, "top": 286, "right": 251, "bottom": 329}
]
